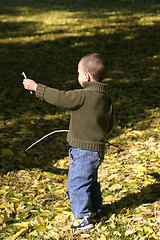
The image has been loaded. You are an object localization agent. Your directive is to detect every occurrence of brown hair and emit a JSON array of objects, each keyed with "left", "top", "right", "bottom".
[{"left": 80, "top": 53, "right": 108, "bottom": 82}]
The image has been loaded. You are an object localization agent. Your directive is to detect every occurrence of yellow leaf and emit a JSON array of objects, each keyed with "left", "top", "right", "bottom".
[
  {"left": 99, "top": 234, "right": 107, "bottom": 240},
  {"left": 120, "top": 208, "right": 130, "bottom": 215},
  {"left": 144, "top": 226, "right": 154, "bottom": 234},
  {"left": 48, "top": 230, "right": 60, "bottom": 238},
  {"left": 5, "top": 205, "right": 13, "bottom": 215},
  {"left": 1, "top": 185, "right": 9, "bottom": 190},
  {"left": 126, "top": 218, "right": 132, "bottom": 223},
  {"left": 101, "top": 226, "right": 108, "bottom": 231},
  {"left": 156, "top": 216, "right": 160, "bottom": 223},
  {"left": 17, "top": 202, "right": 25, "bottom": 211},
  {"left": 109, "top": 184, "right": 122, "bottom": 191},
  {"left": 131, "top": 150, "right": 142, "bottom": 156},
  {"left": 6, "top": 228, "right": 13, "bottom": 234},
  {"left": 55, "top": 188, "right": 65, "bottom": 195},
  {"left": 157, "top": 230, "right": 160, "bottom": 236},
  {"left": 55, "top": 213, "right": 68, "bottom": 223},
  {"left": 40, "top": 210, "right": 51, "bottom": 217},
  {"left": 105, "top": 195, "right": 116, "bottom": 203},
  {"left": 114, "top": 231, "right": 121, "bottom": 237},
  {"left": 136, "top": 165, "right": 147, "bottom": 172},
  {"left": 13, "top": 228, "right": 27, "bottom": 240},
  {"left": 36, "top": 216, "right": 45, "bottom": 226},
  {"left": 143, "top": 179, "right": 156, "bottom": 186},
  {"left": 0, "top": 204, "right": 5, "bottom": 209},
  {"left": 138, "top": 237, "right": 146, "bottom": 240},
  {"left": 10, "top": 197, "right": 21, "bottom": 203},
  {"left": 108, "top": 174, "right": 118, "bottom": 180},
  {"left": 129, "top": 164, "right": 147, "bottom": 172},
  {"left": 125, "top": 229, "right": 136, "bottom": 236},
  {"left": 153, "top": 55, "right": 158, "bottom": 58},
  {"left": 29, "top": 230, "right": 38, "bottom": 236},
  {"left": 132, "top": 130, "right": 142, "bottom": 135},
  {"left": 96, "top": 221, "right": 103, "bottom": 229},
  {"left": 135, "top": 226, "right": 144, "bottom": 232},
  {"left": 0, "top": 185, "right": 9, "bottom": 195},
  {"left": 61, "top": 225, "right": 71, "bottom": 231},
  {"left": 36, "top": 226, "right": 46, "bottom": 233},
  {"left": 55, "top": 207, "right": 64, "bottom": 213},
  {"left": 119, "top": 188, "right": 128, "bottom": 193},
  {"left": 58, "top": 159, "right": 69, "bottom": 167},
  {"left": 13, "top": 222, "right": 28, "bottom": 228},
  {"left": 0, "top": 215, "right": 4, "bottom": 224}
]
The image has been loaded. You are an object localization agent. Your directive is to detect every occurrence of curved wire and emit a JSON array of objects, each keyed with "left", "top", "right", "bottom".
[{"left": 26, "top": 130, "right": 69, "bottom": 151}]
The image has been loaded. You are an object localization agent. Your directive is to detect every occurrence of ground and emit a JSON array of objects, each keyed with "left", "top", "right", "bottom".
[{"left": 0, "top": 0, "right": 160, "bottom": 239}]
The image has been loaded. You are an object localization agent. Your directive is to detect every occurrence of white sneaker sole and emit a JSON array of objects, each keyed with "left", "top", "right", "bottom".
[{"left": 77, "top": 223, "right": 94, "bottom": 231}]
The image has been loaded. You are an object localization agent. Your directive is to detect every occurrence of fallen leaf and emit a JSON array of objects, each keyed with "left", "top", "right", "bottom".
[
  {"left": 109, "top": 184, "right": 122, "bottom": 191},
  {"left": 12, "top": 228, "right": 27, "bottom": 240},
  {"left": 105, "top": 195, "right": 116, "bottom": 203},
  {"left": 13, "top": 222, "right": 29, "bottom": 228},
  {"left": 144, "top": 226, "right": 154, "bottom": 234},
  {"left": 125, "top": 228, "right": 136, "bottom": 236},
  {"left": 36, "top": 216, "right": 45, "bottom": 226}
]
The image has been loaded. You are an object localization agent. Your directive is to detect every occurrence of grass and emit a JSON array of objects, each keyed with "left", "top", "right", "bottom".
[{"left": 0, "top": 0, "right": 160, "bottom": 239}]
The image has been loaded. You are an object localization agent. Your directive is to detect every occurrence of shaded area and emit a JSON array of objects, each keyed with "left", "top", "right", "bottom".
[
  {"left": 0, "top": 0, "right": 160, "bottom": 14},
  {"left": 0, "top": 25, "right": 159, "bottom": 116},
  {"left": 0, "top": 21, "right": 41, "bottom": 39},
  {"left": 0, "top": 116, "right": 70, "bottom": 173},
  {"left": 0, "top": 0, "right": 160, "bottom": 174}
]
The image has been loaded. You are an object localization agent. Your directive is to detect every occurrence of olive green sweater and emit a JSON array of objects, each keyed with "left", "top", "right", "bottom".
[{"left": 35, "top": 81, "right": 115, "bottom": 151}]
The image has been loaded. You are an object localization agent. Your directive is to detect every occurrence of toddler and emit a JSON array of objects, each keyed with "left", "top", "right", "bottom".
[{"left": 23, "top": 53, "right": 115, "bottom": 230}]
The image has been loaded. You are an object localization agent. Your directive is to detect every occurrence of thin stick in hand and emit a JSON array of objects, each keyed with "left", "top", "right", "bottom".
[{"left": 22, "top": 72, "right": 32, "bottom": 94}]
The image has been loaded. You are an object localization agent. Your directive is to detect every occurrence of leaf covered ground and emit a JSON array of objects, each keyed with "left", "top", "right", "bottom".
[{"left": 0, "top": 0, "right": 160, "bottom": 239}]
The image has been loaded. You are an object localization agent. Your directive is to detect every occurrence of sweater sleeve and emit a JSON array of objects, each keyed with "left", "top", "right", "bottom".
[{"left": 35, "top": 83, "right": 84, "bottom": 110}]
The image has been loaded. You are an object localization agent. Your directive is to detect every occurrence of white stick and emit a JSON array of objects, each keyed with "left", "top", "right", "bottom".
[
  {"left": 22, "top": 72, "right": 27, "bottom": 79},
  {"left": 26, "top": 130, "right": 69, "bottom": 151},
  {"left": 22, "top": 72, "right": 32, "bottom": 94}
]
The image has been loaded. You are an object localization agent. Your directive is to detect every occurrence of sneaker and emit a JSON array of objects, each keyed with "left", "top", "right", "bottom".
[
  {"left": 71, "top": 216, "right": 94, "bottom": 231},
  {"left": 92, "top": 208, "right": 107, "bottom": 222}
]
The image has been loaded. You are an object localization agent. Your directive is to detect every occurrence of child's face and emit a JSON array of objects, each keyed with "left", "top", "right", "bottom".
[{"left": 78, "top": 61, "right": 90, "bottom": 87}]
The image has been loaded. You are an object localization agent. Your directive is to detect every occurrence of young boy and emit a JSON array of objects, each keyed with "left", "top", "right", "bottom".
[{"left": 23, "top": 53, "right": 115, "bottom": 230}]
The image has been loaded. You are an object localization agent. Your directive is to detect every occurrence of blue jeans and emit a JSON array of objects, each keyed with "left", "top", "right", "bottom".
[{"left": 67, "top": 147, "right": 104, "bottom": 219}]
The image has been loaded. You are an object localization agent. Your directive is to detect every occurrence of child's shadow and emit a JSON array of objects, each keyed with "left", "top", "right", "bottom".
[{"left": 103, "top": 172, "right": 160, "bottom": 218}]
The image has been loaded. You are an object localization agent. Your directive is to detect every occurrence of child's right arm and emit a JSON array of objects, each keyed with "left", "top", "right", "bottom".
[
  {"left": 23, "top": 79, "right": 84, "bottom": 110},
  {"left": 35, "top": 83, "right": 84, "bottom": 110}
]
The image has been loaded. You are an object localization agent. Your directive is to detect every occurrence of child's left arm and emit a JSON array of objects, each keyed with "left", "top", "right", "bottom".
[{"left": 23, "top": 79, "right": 38, "bottom": 92}]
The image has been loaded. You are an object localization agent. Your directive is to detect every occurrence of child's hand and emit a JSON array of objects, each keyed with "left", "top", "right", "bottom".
[{"left": 23, "top": 79, "right": 38, "bottom": 92}]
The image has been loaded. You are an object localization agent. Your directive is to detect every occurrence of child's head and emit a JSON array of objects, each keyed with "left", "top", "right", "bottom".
[{"left": 78, "top": 53, "right": 108, "bottom": 86}]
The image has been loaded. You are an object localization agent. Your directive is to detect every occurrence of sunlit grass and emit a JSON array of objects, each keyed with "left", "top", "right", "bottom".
[{"left": 1, "top": 7, "right": 160, "bottom": 43}]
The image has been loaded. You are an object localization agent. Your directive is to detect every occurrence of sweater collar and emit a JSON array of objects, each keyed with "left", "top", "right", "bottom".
[{"left": 83, "top": 81, "right": 108, "bottom": 93}]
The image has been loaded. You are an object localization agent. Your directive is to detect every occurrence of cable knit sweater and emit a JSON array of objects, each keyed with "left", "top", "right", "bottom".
[{"left": 35, "top": 81, "right": 115, "bottom": 151}]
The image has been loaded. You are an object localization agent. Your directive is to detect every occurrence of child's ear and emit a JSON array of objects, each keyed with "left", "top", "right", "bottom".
[{"left": 85, "top": 73, "right": 91, "bottom": 82}]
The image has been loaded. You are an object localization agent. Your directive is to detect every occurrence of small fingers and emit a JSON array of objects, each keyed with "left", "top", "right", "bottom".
[
  {"left": 23, "top": 79, "right": 29, "bottom": 89},
  {"left": 23, "top": 79, "right": 28, "bottom": 84}
]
